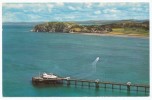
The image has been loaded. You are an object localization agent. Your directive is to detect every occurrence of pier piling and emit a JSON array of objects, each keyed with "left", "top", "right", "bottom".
[
  {"left": 67, "top": 80, "right": 70, "bottom": 86},
  {"left": 95, "top": 82, "right": 99, "bottom": 88},
  {"left": 81, "top": 82, "right": 83, "bottom": 86},
  {"left": 88, "top": 82, "right": 90, "bottom": 87},
  {"left": 32, "top": 77, "right": 149, "bottom": 93},
  {"left": 75, "top": 80, "right": 77, "bottom": 86},
  {"left": 112, "top": 84, "right": 114, "bottom": 89},
  {"left": 127, "top": 85, "right": 130, "bottom": 92},
  {"left": 104, "top": 84, "right": 107, "bottom": 88},
  {"left": 119, "top": 85, "right": 121, "bottom": 90}
]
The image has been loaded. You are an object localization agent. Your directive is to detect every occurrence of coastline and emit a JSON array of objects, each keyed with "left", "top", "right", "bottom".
[{"left": 70, "top": 32, "right": 149, "bottom": 39}]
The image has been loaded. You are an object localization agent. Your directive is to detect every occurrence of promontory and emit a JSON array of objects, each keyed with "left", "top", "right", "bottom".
[{"left": 32, "top": 20, "right": 149, "bottom": 37}]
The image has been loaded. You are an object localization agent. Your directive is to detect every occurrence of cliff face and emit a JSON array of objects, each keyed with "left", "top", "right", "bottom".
[
  {"left": 32, "top": 21, "right": 149, "bottom": 34},
  {"left": 32, "top": 22, "right": 75, "bottom": 32},
  {"left": 32, "top": 22, "right": 112, "bottom": 33}
]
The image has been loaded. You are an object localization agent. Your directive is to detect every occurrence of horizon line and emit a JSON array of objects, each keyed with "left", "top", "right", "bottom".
[{"left": 2, "top": 19, "right": 149, "bottom": 23}]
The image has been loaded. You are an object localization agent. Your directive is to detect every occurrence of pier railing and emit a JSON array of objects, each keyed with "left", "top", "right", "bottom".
[{"left": 32, "top": 77, "right": 150, "bottom": 93}]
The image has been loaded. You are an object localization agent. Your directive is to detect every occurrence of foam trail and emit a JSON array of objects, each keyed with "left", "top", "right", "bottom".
[
  {"left": 92, "top": 57, "right": 100, "bottom": 72},
  {"left": 72, "top": 57, "right": 100, "bottom": 79}
]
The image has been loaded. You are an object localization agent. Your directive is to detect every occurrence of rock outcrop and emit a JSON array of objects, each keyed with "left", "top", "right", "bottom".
[{"left": 32, "top": 22, "right": 112, "bottom": 33}]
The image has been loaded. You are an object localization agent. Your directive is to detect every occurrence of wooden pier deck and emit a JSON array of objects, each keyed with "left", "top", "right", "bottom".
[{"left": 32, "top": 76, "right": 150, "bottom": 93}]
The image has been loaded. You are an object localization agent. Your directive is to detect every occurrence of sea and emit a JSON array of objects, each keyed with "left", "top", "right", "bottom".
[{"left": 2, "top": 23, "right": 149, "bottom": 97}]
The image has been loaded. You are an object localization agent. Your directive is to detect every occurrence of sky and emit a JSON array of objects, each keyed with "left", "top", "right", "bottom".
[{"left": 2, "top": 2, "right": 149, "bottom": 22}]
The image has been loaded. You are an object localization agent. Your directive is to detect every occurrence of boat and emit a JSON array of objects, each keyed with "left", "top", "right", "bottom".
[{"left": 41, "top": 72, "right": 58, "bottom": 79}]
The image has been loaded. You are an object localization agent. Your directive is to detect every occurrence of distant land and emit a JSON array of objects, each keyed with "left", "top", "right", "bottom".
[
  {"left": 3, "top": 19, "right": 149, "bottom": 37},
  {"left": 31, "top": 20, "right": 149, "bottom": 37}
]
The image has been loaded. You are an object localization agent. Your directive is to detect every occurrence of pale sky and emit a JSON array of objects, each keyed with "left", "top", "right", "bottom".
[{"left": 2, "top": 2, "right": 149, "bottom": 22}]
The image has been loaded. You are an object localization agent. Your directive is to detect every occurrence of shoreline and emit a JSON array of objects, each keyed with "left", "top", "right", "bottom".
[{"left": 70, "top": 32, "right": 149, "bottom": 39}]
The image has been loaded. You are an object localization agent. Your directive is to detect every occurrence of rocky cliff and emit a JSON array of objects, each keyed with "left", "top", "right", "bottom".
[{"left": 32, "top": 22, "right": 112, "bottom": 33}]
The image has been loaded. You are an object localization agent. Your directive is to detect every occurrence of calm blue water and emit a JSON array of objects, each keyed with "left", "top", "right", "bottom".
[{"left": 2, "top": 23, "right": 149, "bottom": 97}]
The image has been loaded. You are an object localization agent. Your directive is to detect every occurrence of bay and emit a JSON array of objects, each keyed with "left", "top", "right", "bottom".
[{"left": 2, "top": 23, "right": 149, "bottom": 96}]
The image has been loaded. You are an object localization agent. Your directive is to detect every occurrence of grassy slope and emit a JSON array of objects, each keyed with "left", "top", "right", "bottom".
[{"left": 110, "top": 28, "right": 149, "bottom": 37}]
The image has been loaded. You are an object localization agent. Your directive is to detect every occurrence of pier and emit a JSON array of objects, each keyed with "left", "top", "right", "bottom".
[{"left": 32, "top": 74, "right": 150, "bottom": 93}]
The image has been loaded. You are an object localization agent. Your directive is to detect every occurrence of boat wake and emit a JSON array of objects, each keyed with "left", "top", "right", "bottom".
[
  {"left": 71, "top": 57, "right": 100, "bottom": 79},
  {"left": 92, "top": 57, "right": 100, "bottom": 72},
  {"left": 50, "top": 57, "right": 100, "bottom": 79}
]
